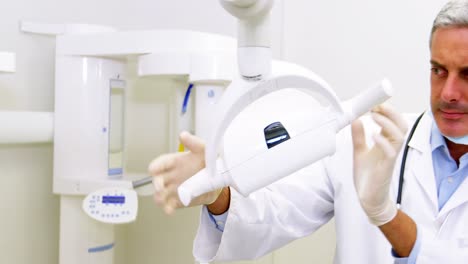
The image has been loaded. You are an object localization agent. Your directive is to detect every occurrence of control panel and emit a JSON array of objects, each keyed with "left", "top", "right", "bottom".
[{"left": 82, "top": 187, "right": 138, "bottom": 224}]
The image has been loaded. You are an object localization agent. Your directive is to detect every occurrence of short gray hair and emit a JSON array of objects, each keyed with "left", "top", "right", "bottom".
[{"left": 431, "top": 0, "right": 468, "bottom": 45}]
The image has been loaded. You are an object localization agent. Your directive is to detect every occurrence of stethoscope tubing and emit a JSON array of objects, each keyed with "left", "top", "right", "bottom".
[{"left": 396, "top": 112, "right": 425, "bottom": 208}]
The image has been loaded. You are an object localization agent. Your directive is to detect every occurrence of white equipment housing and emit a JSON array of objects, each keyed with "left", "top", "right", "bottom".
[{"left": 54, "top": 28, "right": 235, "bottom": 264}]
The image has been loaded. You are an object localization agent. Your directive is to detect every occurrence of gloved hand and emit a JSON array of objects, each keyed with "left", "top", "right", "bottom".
[
  {"left": 148, "top": 131, "right": 222, "bottom": 215},
  {"left": 351, "top": 104, "right": 408, "bottom": 226}
]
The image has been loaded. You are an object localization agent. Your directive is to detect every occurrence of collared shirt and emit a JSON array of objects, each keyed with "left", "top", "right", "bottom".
[{"left": 430, "top": 123, "right": 468, "bottom": 211}]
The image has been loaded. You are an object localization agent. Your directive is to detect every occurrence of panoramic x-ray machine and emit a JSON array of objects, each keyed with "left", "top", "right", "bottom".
[{"left": 2, "top": 21, "right": 236, "bottom": 264}]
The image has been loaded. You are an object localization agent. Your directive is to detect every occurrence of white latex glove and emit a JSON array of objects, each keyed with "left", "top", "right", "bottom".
[
  {"left": 148, "top": 131, "right": 222, "bottom": 215},
  {"left": 351, "top": 104, "right": 408, "bottom": 226}
]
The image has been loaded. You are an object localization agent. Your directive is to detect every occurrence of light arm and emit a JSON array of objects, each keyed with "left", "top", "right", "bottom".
[{"left": 219, "top": 0, "right": 274, "bottom": 79}]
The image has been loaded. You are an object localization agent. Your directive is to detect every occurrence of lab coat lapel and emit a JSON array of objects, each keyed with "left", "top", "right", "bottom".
[
  {"left": 409, "top": 149, "right": 439, "bottom": 215},
  {"left": 407, "top": 114, "right": 439, "bottom": 215},
  {"left": 407, "top": 113, "right": 468, "bottom": 219}
]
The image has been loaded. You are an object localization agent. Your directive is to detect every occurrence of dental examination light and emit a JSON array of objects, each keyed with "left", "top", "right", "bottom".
[
  {"left": 177, "top": 67, "right": 393, "bottom": 206},
  {"left": 176, "top": 0, "right": 394, "bottom": 206}
]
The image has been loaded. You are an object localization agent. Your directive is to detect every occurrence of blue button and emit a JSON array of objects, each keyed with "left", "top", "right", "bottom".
[{"left": 208, "top": 89, "right": 215, "bottom": 98}]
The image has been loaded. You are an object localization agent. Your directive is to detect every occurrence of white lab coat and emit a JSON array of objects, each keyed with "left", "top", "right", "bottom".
[{"left": 192, "top": 111, "right": 468, "bottom": 263}]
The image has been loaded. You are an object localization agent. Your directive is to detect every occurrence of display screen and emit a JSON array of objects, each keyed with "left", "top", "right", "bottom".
[{"left": 102, "top": 195, "right": 126, "bottom": 204}]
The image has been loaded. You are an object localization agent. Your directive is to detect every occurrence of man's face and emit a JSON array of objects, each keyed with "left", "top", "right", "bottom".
[{"left": 430, "top": 26, "right": 468, "bottom": 138}]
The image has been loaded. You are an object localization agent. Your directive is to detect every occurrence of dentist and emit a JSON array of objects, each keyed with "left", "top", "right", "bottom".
[{"left": 149, "top": 1, "right": 468, "bottom": 263}]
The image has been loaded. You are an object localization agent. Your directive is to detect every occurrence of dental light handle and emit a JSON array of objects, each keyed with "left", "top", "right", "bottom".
[
  {"left": 337, "top": 78, "right": 393, "bottom": 130},
  {"left": 178, "top": 159, "right": 229, "bottom": 206}
]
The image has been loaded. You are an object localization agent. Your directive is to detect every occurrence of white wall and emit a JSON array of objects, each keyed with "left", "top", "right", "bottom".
[
  {"left": 282, "top": 0, "right": 448, "bottom": 112},
  {"left": 0, "top": 0, "right": 451, "bottom": 264}
]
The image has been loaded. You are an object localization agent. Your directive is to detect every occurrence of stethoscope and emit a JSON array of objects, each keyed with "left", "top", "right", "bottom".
[{"left": 396, "top": 112, "right": 425, "bottom": 209}]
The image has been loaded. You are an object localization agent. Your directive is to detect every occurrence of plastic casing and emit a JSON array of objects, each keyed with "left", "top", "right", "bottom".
[{"left": 178, "top": 61, "right": 392, "bottom": 206}]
